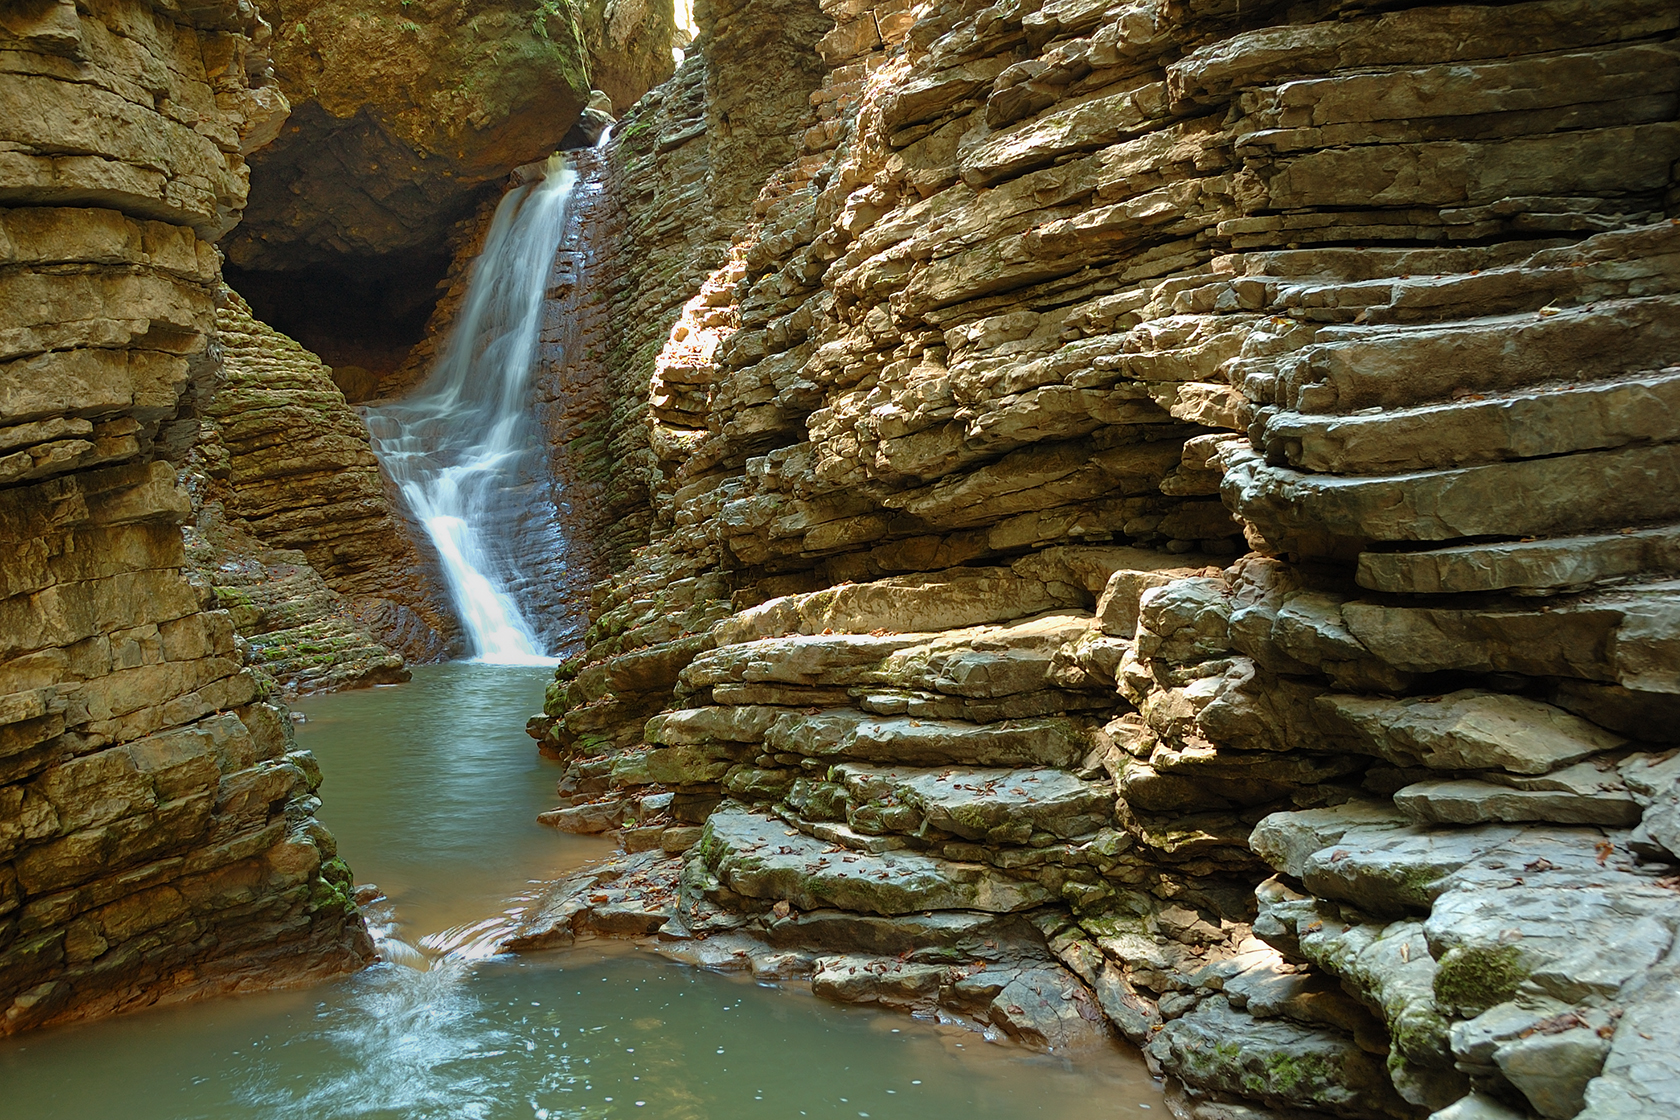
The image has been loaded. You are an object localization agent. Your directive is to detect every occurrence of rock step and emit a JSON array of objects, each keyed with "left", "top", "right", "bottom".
[
  {"left": 1148, "top": 995, "right": 1416, "bottom": 1120},
  {"left": 681, "top": 610, "right": 1094, "bottom": 698},
  {"left": 644, "top": 703, "right": 1093, "bottom": 768},
  {"left": 1223, "top": 439, "right": 1680, "bottom": 551},
  {"left": 827, "top": 762, "right": 1114, "bottom": 843},
  {"left": 1262, "top": 294, "right": 1680, "bottom": 415},
  {"left": 764, "top": 708, "right": 1092, "bottom": 768},
  {"left": 1263, "top": 367, "right": 1680, "bottom": 476},
  {"left": 1394, "top": 773, "right": 1641, "bottom": 827},
  {"left": 1318, "top": 689, "right": 1628, "bottom": 776},
  {"left": 697, "top": 804, "right": 1057, "bottom": 915},
  {"left": 1358, "top": 523, "right": 1680, "bottom": 596}
]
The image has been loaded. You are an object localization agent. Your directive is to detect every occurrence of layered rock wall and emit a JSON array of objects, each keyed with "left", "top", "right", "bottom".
[
  {"left": 182, "top": 289, "right": 458, "bottom": 688},
  {"left": 535, "top": 1, "right": 1680, "bottom": 1116},
  {"left": 532, "top": 0, "right": 836, "bottom": 648},
  {"left": 0, "top": 0, "right": 371, "bottom": 1034}
]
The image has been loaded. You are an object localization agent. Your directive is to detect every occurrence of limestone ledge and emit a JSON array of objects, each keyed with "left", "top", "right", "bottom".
[
  {"left": 0, "top": 0, "right": 288, "bottom": 238},
  {"left": 188, "top": 289, "right": 457, "bottom": 670},
  {"left": 0, "top": 0, "right": 372, "bottom": 1036},
  {"left": 0, "top": 464, "right": 372, "bottom": 1034}
]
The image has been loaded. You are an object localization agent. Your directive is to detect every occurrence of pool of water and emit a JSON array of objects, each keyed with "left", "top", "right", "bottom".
[{"left": 0, "top": 664, "right": 1164, "bottom": 1119}]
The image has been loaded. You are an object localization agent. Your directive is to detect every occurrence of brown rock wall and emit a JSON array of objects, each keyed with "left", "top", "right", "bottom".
[
  {"left": 537, "top": 0, "right": 1679, "bottom": 1114},
  {"left": 0, "top": 0, "right": 371, "bottom": 1035},
  {"left": 189, "top": 290, "right": 458, "bottom": 671}
]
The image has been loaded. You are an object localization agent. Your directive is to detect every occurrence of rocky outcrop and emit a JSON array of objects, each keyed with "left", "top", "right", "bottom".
[
  {"left": 531, "top": 1, "right": 836, "bottom": 642},
  {"left": 0, "top": 0, "right": 372, "bottom": 1034},
  {"left": 578, "top": 0, "right": 681, "bottom": 113},
  {"left": 222, "top": 0, "right": 673, "bottom": 380},
  {"left": 185, "top": 289, "right": 458, "bottom": 675},
  {"left": 532, "top": 0, "right": 1679, "bottom": 1116}
]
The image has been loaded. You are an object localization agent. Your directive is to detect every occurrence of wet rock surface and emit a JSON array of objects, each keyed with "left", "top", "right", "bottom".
[{"left": 524, "top": 0, "right": 1680, "bottom": 1116}]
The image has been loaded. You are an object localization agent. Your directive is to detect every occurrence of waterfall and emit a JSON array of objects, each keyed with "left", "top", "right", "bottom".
[{"left": 364, "top": 155, "right": 575, "bottom": 665}]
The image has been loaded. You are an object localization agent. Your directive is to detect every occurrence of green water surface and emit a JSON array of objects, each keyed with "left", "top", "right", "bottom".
[{"left": 0, "top": 664, "right": 1162, "bottom": 1119}]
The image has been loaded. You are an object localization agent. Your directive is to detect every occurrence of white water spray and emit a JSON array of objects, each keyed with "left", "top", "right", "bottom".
[{"left": 364, "top": 155, "right": 576, "bottom": 664}]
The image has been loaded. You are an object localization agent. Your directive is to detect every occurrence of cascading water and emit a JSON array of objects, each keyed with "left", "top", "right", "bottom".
[{"left": 363, "top": 156, "right": 576, "bottom": 664}]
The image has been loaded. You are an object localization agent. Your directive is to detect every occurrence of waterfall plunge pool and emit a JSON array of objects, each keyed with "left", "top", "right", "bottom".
[{"left": 0, "top": 665, "right": 1163, "bottom": 1119}]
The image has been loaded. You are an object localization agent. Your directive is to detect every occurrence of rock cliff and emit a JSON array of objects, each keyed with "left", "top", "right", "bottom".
[
  {"left": 222, "top": 0, "right": 675, "bottom": 381},
  {"left": 0, "top": 0, "right": 372, "bottom": 1034},
  {"left": 528, "top": 1, "right": 1680, "bottom": 1117}
]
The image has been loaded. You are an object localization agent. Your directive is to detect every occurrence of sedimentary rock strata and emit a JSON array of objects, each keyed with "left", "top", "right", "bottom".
[
  {"left": 0, "top": 0, "right": 371, "bottom": 1034},
  {"left": 187, "top": 290, "right": 457, "bottom": 673},
  {"left": 532, "top": 0, "right": 1680, "bottom": 1116}
]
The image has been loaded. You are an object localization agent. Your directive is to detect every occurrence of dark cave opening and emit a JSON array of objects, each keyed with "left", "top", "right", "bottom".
[{"left": 224, "top": 251, "right": 452, "bottom": 402}]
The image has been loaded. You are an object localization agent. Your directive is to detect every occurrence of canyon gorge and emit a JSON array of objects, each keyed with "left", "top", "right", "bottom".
[{"left": 1, "top": 0, "right": 1678, "bottom": 1118}]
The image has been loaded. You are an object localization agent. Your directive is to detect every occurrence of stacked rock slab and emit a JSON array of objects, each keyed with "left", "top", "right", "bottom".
[
  {"left": 0, "top": 0, "right": 372, "bottom": 1033},
  {"left": 533, "top": 0, "right": 1680, "bottom": 1115},
  {"left": 185, "top": 288, "right": 458, "bottom": 679}
]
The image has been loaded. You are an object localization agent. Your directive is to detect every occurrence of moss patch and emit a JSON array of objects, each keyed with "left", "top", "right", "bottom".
[{"left": 1433, "top": 943, "right": 1529, "bottom": 1016}]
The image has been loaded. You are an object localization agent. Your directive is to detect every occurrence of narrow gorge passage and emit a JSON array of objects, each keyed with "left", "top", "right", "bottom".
[
  {"left": 4, "top": 0, "right": 1677, "bottom": 1116},
  {"left": 0, "top": 666, "right": 1160, "bottom": 1119}
]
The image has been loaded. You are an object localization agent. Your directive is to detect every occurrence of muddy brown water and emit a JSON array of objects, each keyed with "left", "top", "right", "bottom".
[{"left": 0, "top": 663, "right": 1164, "bottom": 1119}]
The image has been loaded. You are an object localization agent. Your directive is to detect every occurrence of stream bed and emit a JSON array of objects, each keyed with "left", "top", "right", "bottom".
[{"left": 0, "top": 664, "right": 1163, "bottom": 1119}]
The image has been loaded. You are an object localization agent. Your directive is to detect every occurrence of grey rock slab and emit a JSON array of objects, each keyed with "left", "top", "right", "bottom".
[
  {"left": 831, "top": 762, "right": 1114, "bottom": 841},
  {"left": 1640, "top": 800, "right": 1680, "bottom": 862},
  {"left": 1429, "top": 1092, "right": 1531, "bottom": 1120},
  {"left": 1091, "top": 961, "right": 1162, "bottom": 1043},
  {"left": 1095, "top": 553, "right": 1220, "bottom": 637},
  {"left": 1250, "top": 801, "right": 1412, "bottom": 879},
  {"left": 1448, "top": 999, "right": 1574, "bottom": 1066},
  {"left": 710, "top": 566, "right": 1084, "bottom": 644},
  {"left": 1495, "top": 1025, "right": 1611, "bottom": 1119},
  {"left": 1395, "top": 777, "right": 1641, "bottom": 827},
  {"left": 1424, "top": 831, "right": 1680, "bottom": 1008},
  {"left": 1148, "top": 995, "right": 1414, "bottom": 1120},
  {"left": 644, "top": 705, "right": 788, "bottom": 745},
  {"left": 680, "top": 632, "right": 928, "bottom": 690},
  {"left": 1340, "top": 583, "right": 1680, "bottom": 688},
  {"left": 1578, "top": 970, "right": 1680, "bottom": 1120},
  {"left": 1295, "top": 919, "right": 1453, "bottom": 1072},
  {"left": 1624, "top": 752, "right": 1680, "bottom": 860},
  {"left": 1358, "top": 524, "right": 1680, "bottom": 596},
  {"left": 763, "top": 708, "right": 1089, "bottom": 767},
  {"left": 761, "top": 907, "right": 1038, "bottom": 956},
  {"left": 811, "top": 953, "right": 948, "bottom": 1004},
  {"left": 1274, "top": 296, "right": 1680, "bottom": 415},
  {"left": 1620, "top": 751, "right": 1680, "bottom": 806},
  {"left": 988, "top": 965, "right": 1112, "bottom": 1053},
  {"left": 699, "top": 805, "right": 1055, "bottom": 915},
  {"left": 1225, "top": 440, "right": 1680, "bottom": 550},
  {"left": 1317, "top": 689, "right": 1627, "bottom": 775},
  {"left": 1300, "top": 823, "right": 1523, "bottom": 916},
  {"left": 1265, "top": 369, "right": 1680, "bottom": 476},
  {"left": 1136, "top": 578, "right": 1233, "bottom": 663}
]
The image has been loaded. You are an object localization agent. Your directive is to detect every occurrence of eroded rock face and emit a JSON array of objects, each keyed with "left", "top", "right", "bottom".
[
  {"left": 185, "top": 289, "right": 458, "bottom": 675},
  {"left": 230, "top": 0, "right": 594, "bottom": 269},
  {"left": 0, "top": 0, "right": 372, "bottom": 1035},
  {"left": 532, "top": 0, "right": 1679, "bottom": 1115},
  {"left": 221, "top": 0, "right": 673, "bottom": 377}
]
